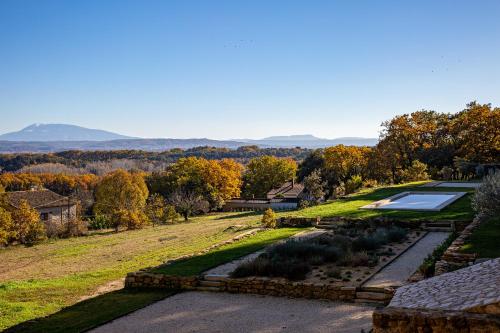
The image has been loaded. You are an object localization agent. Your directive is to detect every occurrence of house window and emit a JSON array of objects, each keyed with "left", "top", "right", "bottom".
[{"left": 41, "top": 213, "right": 49, "bottom": 221}]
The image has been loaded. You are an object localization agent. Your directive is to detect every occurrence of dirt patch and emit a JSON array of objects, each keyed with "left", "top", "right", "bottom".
[{"left": 79, "top": 278, "right": 126, "bottom": 302}]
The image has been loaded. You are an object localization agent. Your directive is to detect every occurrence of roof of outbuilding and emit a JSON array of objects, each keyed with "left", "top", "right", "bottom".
[
  {"left": 267, "top": 181, "right": 305, "bottom": 199},
  {"left": 4, "top": 189, "right": 75, "bottom": 209}
]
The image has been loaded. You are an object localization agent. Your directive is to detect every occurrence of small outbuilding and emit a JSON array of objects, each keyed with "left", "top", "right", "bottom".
[
  {"left": 5, "top": 188, "right": 77, "bottom": 224},
  {"left": 223, "top": 180, "right": 307, "bottom": 212}
]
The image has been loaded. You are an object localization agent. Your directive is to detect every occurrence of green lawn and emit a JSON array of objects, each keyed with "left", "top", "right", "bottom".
[
  {"left": 461, "top": 216, "right": 500, "bottom": 258},
  {"left": 284, "top": 182, "right": 475, "bottom": 221},
  {"left": 153, "top": 228, "right": 303, "bottom": 276},
  {"left": 0, "top": 212, "right": 264, "bottom": 331},
  {"left": 4, "top": 289, "right": 175, "bottom": 333}
]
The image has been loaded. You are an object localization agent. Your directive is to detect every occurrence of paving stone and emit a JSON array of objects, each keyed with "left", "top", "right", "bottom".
[{"left": 389, "top": 258, "right": 500, "bottom": 313}]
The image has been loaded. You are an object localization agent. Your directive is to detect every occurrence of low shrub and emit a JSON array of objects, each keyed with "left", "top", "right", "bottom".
[
  {"left": 88, "top": 214, "right": 112, "bottom": 230},
  {"left": 352, "top": 235, "right": 380, "bottom": 251},
  {"left": 262, "top": 208, "right": 277, "bottom": 228},
  {"left": 386, "top": 226, "right": 408, "bottom": 243},
  {"left": 419, "top": 232, "right": 457, "bottom": 277},
  {"left": 330, "top": 235, "right": 353, "bottom": 251},
  {"left": 345, "top": 175, "right": 363, "bottom": 194},
  {"left": 348, "top": 251, "right": 370, "bottom": 266},
  {"left": 362, "top": 179, "right": 378, "bottom": 188},
  {"left": 326, "top": 266, "right": 342, "bottom": 279},
  {"left": 231, "top": 255, "right": 311, "bottom": 280}
]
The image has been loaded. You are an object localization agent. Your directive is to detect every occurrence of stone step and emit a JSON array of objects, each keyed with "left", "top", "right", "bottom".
[
  {"left": 203, "top": 274, "right": 228, "bottom": 281},
  {"left": 354, "top": 298, "right": 386, "bottom": 305},
  {"left": 199, "top": 280, "right": 224, "bottom": 287},
  {"left": 356, "top": 291, "right": 391, "bottom": 301},
  {"left": 425, "top": 222, "right": 452, "bottom": 227},
  {"left": 315, "top": 224, "right": 336, "bottom": 229},
  {"left": 423, "top": 227, "right": 453, "bottom": 232},
  {"left": 196, "top": 286, "right": 222, "bottom": 292}
]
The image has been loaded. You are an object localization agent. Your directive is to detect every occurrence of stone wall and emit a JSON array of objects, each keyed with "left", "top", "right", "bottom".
[
  {"left": 373, "top": 307, "right": 500, "bottom": 333},
  {"left": 125, "top": 272, "right": 199, "bottom": 290},
  {"left": 277, "top": 217, "right": 320, "bottom": 227},
  {"left": 125, "top": 271, "right": 361, "bottom": 302},
  {"left": 221, "top": 277, "right": 358, "bottom": 301},
  {"left": 435, "top": 217, "right": 482, "bottom": 275}
]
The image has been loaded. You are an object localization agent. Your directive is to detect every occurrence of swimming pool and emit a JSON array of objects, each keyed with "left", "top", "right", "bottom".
[{"left": 361, "top": 191, "right": 467, "bottom": 211}]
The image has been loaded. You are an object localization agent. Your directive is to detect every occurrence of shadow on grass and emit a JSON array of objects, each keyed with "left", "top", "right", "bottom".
[
  {"left": 152, "top": 228, "right": 302, "bottom": 276},
  {"left": 215, "top": 211, "right": 261, "bottom": 220},
  {"left": 4, "top": 289, "right": 175, "bottom": 333}
]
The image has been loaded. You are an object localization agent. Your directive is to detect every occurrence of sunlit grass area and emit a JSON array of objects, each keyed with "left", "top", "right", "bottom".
[
  {"left": 0, "top": 212, "right": 262, "bottom": 330},
  {"left": 153, "top": 228, "right": 303, "bottom": 276},
  {"left": 283, "top": 182, "right": 474, "bottom": 221},
  {"left": 461, "top": 216, "right": 500, "bottom": 258}
]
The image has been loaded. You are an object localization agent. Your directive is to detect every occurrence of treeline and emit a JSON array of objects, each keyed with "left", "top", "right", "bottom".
[
  {"left": 0, "top": 146, "right": 310, "bottom": 173},
  {"left": 298, "top": 102, "right": 499, "bottom": 197}
]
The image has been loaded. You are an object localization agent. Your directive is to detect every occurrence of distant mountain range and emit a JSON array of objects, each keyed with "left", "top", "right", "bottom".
[
  {"left": 0, "top": 124, "right": 378, "bottom": 153},
  {"left": 239, "top": 135, "right": 378, "bottom": 148},
  {"left": 0, "top": 123, "right": 134, "bottom": 141}
]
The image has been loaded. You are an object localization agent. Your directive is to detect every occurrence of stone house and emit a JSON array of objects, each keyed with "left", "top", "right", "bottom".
[
  {"left": 6, "top": 189, "right": 77, "bottom": 229},
  {"left": 223, "top": 180, "right": 307, "bottom": 211}
]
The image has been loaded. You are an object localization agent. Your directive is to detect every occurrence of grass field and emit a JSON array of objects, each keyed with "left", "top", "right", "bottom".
[
  {"left": 461, "top": 216, "right": 500, "bottom": 258},
  {"left": 0, "top": 212, "right": 264, "bottom": 330},
  {"left": 284, "top": 182, "right": 475, "bottom": 221}
]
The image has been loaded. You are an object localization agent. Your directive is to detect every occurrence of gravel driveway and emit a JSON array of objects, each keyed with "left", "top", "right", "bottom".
[{"left": 91, "top": 291, "right": 374, "bottom": 333}]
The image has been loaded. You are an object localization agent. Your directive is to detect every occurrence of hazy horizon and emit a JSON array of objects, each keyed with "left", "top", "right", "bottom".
[{"left": 1, "top": 1, "right": 499, "bottom": 139}]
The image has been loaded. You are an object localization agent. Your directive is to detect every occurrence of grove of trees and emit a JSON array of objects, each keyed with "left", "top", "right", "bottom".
[{"left": 0, "top": 101, "right": 498, "bottom": 243}]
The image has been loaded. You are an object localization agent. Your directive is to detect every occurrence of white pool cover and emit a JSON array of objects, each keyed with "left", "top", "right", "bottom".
[{"left": 361, "top": 191, "right": 467, "bottom": 211}]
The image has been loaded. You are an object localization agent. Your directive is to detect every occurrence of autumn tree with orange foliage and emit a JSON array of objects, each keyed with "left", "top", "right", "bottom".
[
  {"left": 147, "top": 157, "right": 243, "bottom": 209},
  {"left": 242, "top": 156, "right": 297, "bottom": 198},
  {"left": 323, "top": 145, "right": 372, "bottom": 186},
  {"left": 94, "top": 170, "right": 149, "bottom": 231}
]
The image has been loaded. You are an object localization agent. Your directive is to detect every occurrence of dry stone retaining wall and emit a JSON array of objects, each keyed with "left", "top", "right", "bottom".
[
  {"left": 435, "top": 217, "right": 482, "bottom": 275},
  {"left": 125, "top": 272, "right": 360, "bottom": 301}
]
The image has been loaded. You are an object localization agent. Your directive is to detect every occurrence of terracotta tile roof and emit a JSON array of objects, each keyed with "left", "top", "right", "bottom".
[
  {"left": 5, "top": 189, "right": 75, "bottom": 209},
  {"left": 267, "top": 181, "right": 305, "bottom": 199}
]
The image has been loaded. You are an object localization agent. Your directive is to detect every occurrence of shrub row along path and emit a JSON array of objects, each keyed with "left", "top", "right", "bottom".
[
  {"left": 363, "top": 232, "right": 450, "bottom": 288},
  {"left": 91, "top": 291, "right": 374, "bottom": 333},
  {"left": 202, "top": 229, "right": 326, "bottom": 277}
]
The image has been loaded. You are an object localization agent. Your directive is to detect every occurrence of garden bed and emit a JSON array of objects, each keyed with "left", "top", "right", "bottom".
[{"left": 230, "top": 225, "right": 425, "bottom": 288}]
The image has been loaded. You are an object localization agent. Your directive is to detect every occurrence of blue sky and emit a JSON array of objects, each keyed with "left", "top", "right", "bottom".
[{"left": 1, "top": 0, "right": 499, "bottom": 139}]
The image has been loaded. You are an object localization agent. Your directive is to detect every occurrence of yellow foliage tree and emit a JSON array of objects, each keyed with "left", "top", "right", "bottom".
[
  {"left": 0, "top": 207, "right": 13, "bottom": 246},
  {"left": 94, "top": 170, "right": 149, "bottom": 231},
  {"left": 262, "top": 208, "right": 277, "bottom": 228},
  {"left": 323, "top": 145, "right": 371, "bottom": 185},
  {"left": 243, "top": 156, "right": 297, "bottom": 198},
  {"left": 11, "top": 199, "right": 46, "bottom": 245}
]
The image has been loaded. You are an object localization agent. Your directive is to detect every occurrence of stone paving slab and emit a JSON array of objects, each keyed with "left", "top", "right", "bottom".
[
  {"left": 363, "top": 232, "right": 450, "bottom": 288},
  {"left": 389, "top": 258, "right": 500, "bottom": 312},
  {"left": 91, "top": 291, "right": 374, "bottom": 333}
]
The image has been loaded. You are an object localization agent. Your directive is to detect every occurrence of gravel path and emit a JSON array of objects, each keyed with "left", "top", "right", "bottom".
[
  {"left": 364, "top": 232, "right": 449, "bottom": 288},
  {"left": 91, "top": 291, "right": 374, "bottom": 333}
]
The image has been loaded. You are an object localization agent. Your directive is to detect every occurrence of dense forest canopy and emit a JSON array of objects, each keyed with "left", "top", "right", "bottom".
[{"left": 0, "top": 146, "right": 311, "bottom": 173}]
